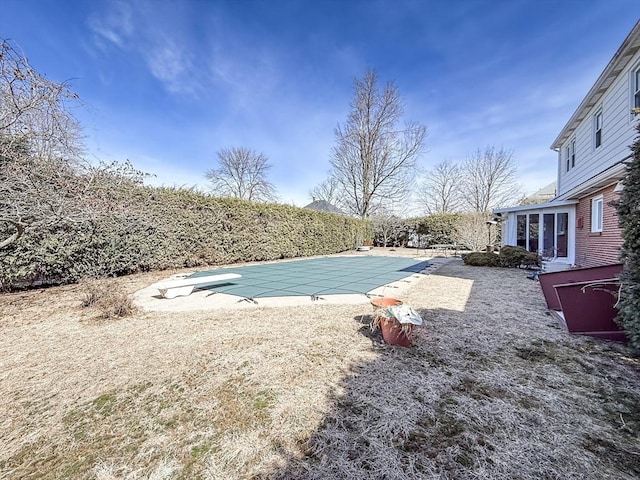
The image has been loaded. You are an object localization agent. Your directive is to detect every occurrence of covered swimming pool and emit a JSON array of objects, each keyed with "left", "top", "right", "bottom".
[{"left": 187, "top": 255, "right": 431, "bottom": 300}]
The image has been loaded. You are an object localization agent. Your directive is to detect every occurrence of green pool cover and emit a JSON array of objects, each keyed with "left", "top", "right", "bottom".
[{"left": 188, "top": 256, "right": 430, "bottom": 300}]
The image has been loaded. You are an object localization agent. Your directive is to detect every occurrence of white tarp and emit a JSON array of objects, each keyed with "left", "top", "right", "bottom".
[{"left": 385, "top": 305, "right": 423, "bottom": 325}]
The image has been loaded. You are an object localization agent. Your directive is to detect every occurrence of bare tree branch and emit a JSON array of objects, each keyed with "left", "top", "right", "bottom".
[
  {"left": 0, "top": 218, "right": 25, "bottom": 249},
  {"left": 460, "top": 146, "right": 522, "bottom": 212},
  {"left": 309, "top": 176, "right": 345, "bottom": 206},
  {"left": 205, "top": 147, "right": 278, "bottom": 202},
  {"left": 420, "top": 159, "right": 463, "bottom": 214},
  {"left": 330, "top": 70, "right": 426, "bottom": 217},
  {"left": 0, "top": 40, "right": 147, "bottom": 249}
]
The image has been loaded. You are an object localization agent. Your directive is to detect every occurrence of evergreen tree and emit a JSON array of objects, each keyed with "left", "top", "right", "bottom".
[{"left": 615, "top": 121, "right": 640, "bottom": 349}]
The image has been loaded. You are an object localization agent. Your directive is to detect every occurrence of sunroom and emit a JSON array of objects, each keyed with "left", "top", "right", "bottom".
[{"left": 494, "top": 200, "right": 577, "bottom": 270}]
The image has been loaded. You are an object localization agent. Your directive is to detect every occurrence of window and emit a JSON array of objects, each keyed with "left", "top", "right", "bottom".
[
  {"left": 543, "top": 213, "right": 555, "bottom": 258},
  {"left": 557, "top": 213, "right": 568, "bottom": 257},
  {"left": 517, "top": 215, "right": 526, "bottom": 249},
  {"left": 565, "top": 139, "right": 576, "bottom": 171},
  {"left": 634, "top": 68, "right": 640, "bottom": 108},
  {"left": 591, "top": 195, "right": 603, "bottom": 232},
  {"left": 570, "top": 138, "right": 576, "bottom": 168},
  {"left": 514, "top": 212, "right": 569, "bottom": 258},
  {"left": 595, "top": 110, "right": 603, "bottom": 148},
  {"left": 528, "top": 214, "right": 539, "bottom": 253}
]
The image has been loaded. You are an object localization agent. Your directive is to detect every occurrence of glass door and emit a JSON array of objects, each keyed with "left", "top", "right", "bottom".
[
  {"left": 528, "top": 214, "right": 539, "bottom": 253},
  {"left": 543, "top": 213, "right": 555, "bottom": 258},
  {"left": 556, "top": 213, "right": 568, "bottom": 258}
]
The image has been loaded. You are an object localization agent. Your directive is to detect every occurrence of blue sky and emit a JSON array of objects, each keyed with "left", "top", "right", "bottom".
[{"left": 1, "top": 0, "right": 639, "bottom": 209}]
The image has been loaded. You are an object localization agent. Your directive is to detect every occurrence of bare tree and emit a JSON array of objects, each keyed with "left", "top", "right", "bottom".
[
  {"left": 420, "top": 159, "right": 463, "bottom": 214},
  {"left": 0, "top": 40, "right": 144, "bottom": 249},
  {"left": 330, "top": 70, "right": 426, "bottom": 218},
  {"left": 309, "top": 176, "right": 344, "bottom": 206},
  {"left": 460, "top": 146, "right": 521, "bottom": 212},
  {"left": 205, "top": 147, "right": 277, "bottom": 202}
]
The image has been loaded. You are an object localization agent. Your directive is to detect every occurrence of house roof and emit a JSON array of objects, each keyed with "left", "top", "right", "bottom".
[
  {"left": 523, "top": 181, "right": 556, "bottom": 201},
  {"left": 532, "top": 181, "right": 557, "bottom": 197},
  {"left": 494, "top": 159, "right": 628, "bottom": 213},
  {"left": 303, "top": 199, "right": 345, "bottom": 214},
  {"left": 551, "top": 20, "right": 640, "bottom": 150},
  {"left": 494, "top": 199, "right": 577, "bottom": 215}
]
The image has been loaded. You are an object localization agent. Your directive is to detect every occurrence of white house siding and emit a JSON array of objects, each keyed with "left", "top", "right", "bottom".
[
  {"left": 496, "top": 22, "right": 639, "bottom": 269},
  {"left": 557, "top": 48, "right": 640, "bottom": 196}
]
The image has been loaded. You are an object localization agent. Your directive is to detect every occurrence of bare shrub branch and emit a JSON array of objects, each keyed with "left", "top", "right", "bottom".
[
  {"left": 371, "top": 203, "right": 410, "bottom": 247},
  {"left": 455, "top": 212, "right": 499, "bottom": 251},
  {"left": 80, "top": 279, "right": 137, "bottom": 319}
]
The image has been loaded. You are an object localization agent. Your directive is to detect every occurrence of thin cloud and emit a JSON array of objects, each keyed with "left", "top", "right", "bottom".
[
  {"left": 87, "top": 0, "right": 134, "bottom": 49},
  {"left": 145, "top": 37, "right": 201, "bottom": 96},
  {"left": 207, "top": 40, "right": 284, "bottom": 113},
  {"left": 87, "top": 0, "right": 203, "bottom": 97}
]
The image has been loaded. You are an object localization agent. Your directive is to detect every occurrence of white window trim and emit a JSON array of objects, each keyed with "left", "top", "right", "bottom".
[
  {"left": 634, "top": 66, "right": 640, "bottom": 108},
  {"left": 594, "top": 109, "right": 603, "bottom": 149},
  {"left": 570, "top": 138, "right": 576, "bottom": 168},
  {"left": 591, "top": 195, "right": 604, "bottom": 233},
  {"left": 565, "top": 138, "right": 576, "bottom": 171},
  {"left": 629, "top": 65, "right": 640, "bottom": 122},
  {"left": 513, "top": 210, "right": 572, "bottom": 259}
]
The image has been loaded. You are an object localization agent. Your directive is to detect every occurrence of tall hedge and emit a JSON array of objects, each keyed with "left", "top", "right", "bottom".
[
  {"left": 0, "top": 186, "right": 372, "bottom": 289},
  {"left": 413, "top": 213, "right": 462, "bottom": 245},
  {"left": 615, "top": 122, "right": 640, "bottom": 349}
]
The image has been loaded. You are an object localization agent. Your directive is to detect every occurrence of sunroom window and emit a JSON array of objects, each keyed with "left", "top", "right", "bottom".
[{"left": 513, "top": 212, "right": 569, "bottom": 258}]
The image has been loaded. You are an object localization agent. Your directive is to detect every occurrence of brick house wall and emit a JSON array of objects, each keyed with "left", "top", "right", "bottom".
[{"left": 574, "top": 184, "right": 623, "bottom": 268}]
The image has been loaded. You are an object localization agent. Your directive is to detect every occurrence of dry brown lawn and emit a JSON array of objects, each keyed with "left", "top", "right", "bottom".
[{"left": 1, "top": 256, "right": 639, "bottom": 479}]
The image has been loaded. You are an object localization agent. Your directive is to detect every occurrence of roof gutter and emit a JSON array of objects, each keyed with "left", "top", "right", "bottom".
[{"left": 494, "top": 199, "right": 578, "bottom": 215}]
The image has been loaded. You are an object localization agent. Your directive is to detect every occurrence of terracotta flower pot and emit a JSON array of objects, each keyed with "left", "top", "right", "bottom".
[
  {"left": 370, "top": 297, "right": 403, "bottom": 310},
  {"left": 380, "top": 316, "right": 413, "bottom": 347}
]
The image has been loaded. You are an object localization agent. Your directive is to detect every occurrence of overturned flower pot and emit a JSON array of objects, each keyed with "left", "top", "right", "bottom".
[
  {"left": 371, "top": 304, "right": 423, "bottom": 347},
  {"left": 370, "top": 297, "right": 403, "bottom": 310}
]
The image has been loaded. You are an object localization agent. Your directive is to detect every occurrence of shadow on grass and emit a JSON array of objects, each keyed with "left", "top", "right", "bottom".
[{"left": 260, "top": 265, "right": 640, "bottom": 480}]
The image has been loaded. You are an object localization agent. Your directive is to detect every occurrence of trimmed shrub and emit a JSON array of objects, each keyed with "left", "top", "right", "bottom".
[
  {"left": 462, "top": 252, "right": 501, "bottom": 267},
  {"left": 0, "top": 185, "right": 373, "bottom": 289},
  {"left": 413, "top": 213, "right": 462, "bottom": 245},
  {"left": 498, "top": 245, "right": 540, "bottom": 268},
  {"left": 463, "top": 246, "right": 539, "bottom": 269}
]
